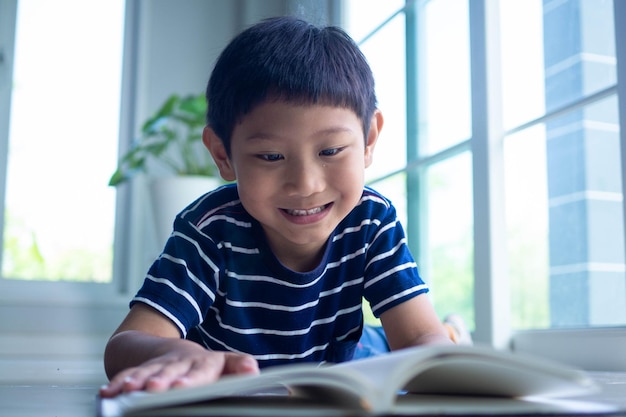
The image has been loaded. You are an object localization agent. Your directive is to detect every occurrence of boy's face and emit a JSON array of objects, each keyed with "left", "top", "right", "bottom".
[{"left": 205, "top": 101, "right": 382, "bottom": 271}]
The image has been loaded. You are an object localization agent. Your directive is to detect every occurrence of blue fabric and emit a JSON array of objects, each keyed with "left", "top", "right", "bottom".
[
  {"left": 132, "top": 184, "right": 427, "bottom": 367},
  {"left": 354, "top": 325, "right": 390, "bottom": 359}
]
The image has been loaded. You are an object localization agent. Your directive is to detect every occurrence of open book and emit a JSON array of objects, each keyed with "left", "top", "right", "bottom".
[{"left": 98, "top": 345, "right": 604, "bottom": 417}]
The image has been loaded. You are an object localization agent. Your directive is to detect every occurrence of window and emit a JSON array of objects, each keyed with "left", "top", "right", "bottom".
[
  {"left": 344, "top": 0, "right": 476, "bottom": 329},
  {"left": 500, "top": 0, "right": 624, "bottom": 330},
  {"left": 1, "top": 0, "right": 623, "bottom": 367},
  {"left": 0, "top": 0, "right": 125, "bottom": 284},
  {"left": 343, "top": 0, "right": 626, "bottom": 356}
]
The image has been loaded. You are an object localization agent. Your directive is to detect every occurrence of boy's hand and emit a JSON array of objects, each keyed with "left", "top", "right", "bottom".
[
  {"left": 99, "top": 347, "right": 259, "bottom": 398},
  {"left": 100, "top": 304, "right": 259, "bottom": 398}
]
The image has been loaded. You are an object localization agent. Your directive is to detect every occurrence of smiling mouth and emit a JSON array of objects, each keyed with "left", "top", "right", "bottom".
[{"left": 283, "top": 204, "right": 330, "bottom": 216}]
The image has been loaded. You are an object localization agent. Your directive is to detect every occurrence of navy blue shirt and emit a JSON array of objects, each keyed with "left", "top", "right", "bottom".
[{"left": 132, "top": 184, "right": 428, "bottom": 367}]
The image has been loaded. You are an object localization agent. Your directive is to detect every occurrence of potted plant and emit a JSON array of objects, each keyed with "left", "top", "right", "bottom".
[
  {"left": 109, "top": 93, "right": 222, "bottom": 244},
  {"left": 109, "top": 93, "right": 219, "bottom": 185}
]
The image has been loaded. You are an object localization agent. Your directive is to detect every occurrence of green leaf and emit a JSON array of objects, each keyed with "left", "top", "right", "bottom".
[{"left": 109, "top": 92, "right": 216, "bottom": 186}]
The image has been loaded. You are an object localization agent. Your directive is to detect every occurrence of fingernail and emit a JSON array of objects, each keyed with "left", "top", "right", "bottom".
[
  {"left": 242, "top": 357, "right": 259, "bottom": 372},
  {"left": 172, "top": 376, "right": 189, "bottom": 386}
]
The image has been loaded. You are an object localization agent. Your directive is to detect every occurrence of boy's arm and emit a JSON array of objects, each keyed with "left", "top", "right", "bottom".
[
  {"left": 380, "top": 294, "right": 453, "bottom": 350},
  {"left": 100, "top": 303, "right": 258, "bottom": 398}
]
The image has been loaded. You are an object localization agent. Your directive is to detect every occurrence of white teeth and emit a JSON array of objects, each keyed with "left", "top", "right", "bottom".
[{"left": 286, "top": 205, "right": 326, "bottom": 216}]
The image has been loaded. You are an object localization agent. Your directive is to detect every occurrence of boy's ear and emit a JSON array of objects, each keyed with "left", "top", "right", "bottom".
[
  {"left": 364, "top": 109, "right": 384, "bottom": 168},
  {"left": 203, "top": 127, "right": 236, "bottom": 181}
]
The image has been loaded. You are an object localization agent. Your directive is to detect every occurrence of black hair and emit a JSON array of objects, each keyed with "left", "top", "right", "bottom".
[{"left": 206, "top": 16, "right": 377, "bottom": 155}]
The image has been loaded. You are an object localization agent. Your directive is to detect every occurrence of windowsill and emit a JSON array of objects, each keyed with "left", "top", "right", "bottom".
[
  {"left": 512, "top": 327, "right": 626, "bottom": 372},
  {"left": 0, "top": 282, "right": 130, "bottom": 358},
  {"left": 0, "top": 279, "right": 131, "bottom": 307}
]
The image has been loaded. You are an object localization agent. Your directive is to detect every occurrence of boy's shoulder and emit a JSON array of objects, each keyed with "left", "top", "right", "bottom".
[
  {"left": 340, "top": 186, "right": 395, "bottom": 227},
  {"left": 178, "top": 183, "right": 248, "bottom": 227},
  {"left": 361, "top": 186, "right": 392, "bottom": 209}
]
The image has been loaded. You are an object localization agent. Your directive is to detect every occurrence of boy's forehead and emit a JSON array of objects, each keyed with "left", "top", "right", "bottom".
[
  {"left": 241, "top": 100, "right": 360, "bottom": 122},
  {"left": 245, "top": 97, "right": 362, "bottom": 119}
]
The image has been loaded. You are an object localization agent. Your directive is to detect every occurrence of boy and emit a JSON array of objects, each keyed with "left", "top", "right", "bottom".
[{"left": 100, "top": 16, "right": 453, "bottom": 398}]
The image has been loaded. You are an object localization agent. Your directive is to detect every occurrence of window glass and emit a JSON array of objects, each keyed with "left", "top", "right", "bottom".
[
  {"left": 499, "top": 0, "right": 546, "bottom": 130},
  {"left": 504, "top": 96, "right": 625, "bottom": 329},
  {"left": 360, "top": 14, "right": 407, "bottom": 182},
  {"left": 343, "top": 3, "right": 407, "bottom": 183},
  {"left": 424, "top": 153, "right": 474, "bottom": 329},
  {"left": 501, "top": 0, "right": 623, "bottom": 329},
  {"left": 542, "top": 0, "right": 616, "bottom": 112},
  {"left": 2, "top": 0, "right": 125, "bottom": 282},
  {"left": 503, "top": 125, "right": 551, "bottom": 329},
  {"left": 342, "top": 0, "right": 405, "bottom": 43},
  {"left": 419, "top": 0, "right": 471, "bottom": 156},
  {"left": 500, "top": 0, "right": 616, "bottom": 130}
]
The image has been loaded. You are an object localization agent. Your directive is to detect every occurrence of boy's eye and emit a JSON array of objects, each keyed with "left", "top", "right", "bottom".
[
  {"left": 257, "top": 153, "right": 283, "bottom": 162},
  {"left": 319, "top": 147, "right": 343, "bottom": 157}
]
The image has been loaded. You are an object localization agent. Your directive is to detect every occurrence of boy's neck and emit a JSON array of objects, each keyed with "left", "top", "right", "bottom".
[{"left": 270, "top": 239, "right": 328, "bottom": 273}]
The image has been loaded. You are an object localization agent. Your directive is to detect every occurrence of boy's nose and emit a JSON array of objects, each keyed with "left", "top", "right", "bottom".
[{"left": 284, "top": 159, "right": 325, "bottom": 197}]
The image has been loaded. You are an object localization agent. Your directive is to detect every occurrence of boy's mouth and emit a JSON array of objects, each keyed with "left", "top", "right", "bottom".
[{"left": 282, "top": 203, "right": 331, "bottom": 217}]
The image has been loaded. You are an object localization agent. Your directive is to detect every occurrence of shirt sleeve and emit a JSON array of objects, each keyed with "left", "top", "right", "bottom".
[
  {"left": 131, "top": 215, "right": 220, "bottom": 337},
  {"left": 362, "top": 200, "right": 429, "bottom": 317}
]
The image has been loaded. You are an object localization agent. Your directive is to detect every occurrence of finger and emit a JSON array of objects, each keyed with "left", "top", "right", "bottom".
[
  {"left": 101, "top": 362, "right": 170, "bottom": 396},
  {"left": 142, "top": 360, "right": 197, "bottom": 392},
  {"left": 170, "top": 353, "right": 258, "bottom": 389},
  {"left": 99, "top": 382, "right": 122, "bottom": 398},
  {"left": 169, "top": 356, "right": 226, "bottom": 388},
  {"left": 223, "top": 353, "right": 259, "bottom": 375},
  {"left": 144, "top": 375, "right": 177, "bottom": 392},
  {"left": 100, "top": 368, "right": 146, "bottom": 397}
]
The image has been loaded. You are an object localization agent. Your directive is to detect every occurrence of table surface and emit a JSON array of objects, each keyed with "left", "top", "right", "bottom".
[{"left": 1, "top": 372, "right": 626, "bottom": 417}]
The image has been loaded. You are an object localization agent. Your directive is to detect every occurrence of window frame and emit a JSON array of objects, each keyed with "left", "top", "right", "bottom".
[
  {"left": 0, "top": 0, "right": 17, "bottom": 275},
  {"left": 617, "top": 0, "right": 626, "bottom": 291}
]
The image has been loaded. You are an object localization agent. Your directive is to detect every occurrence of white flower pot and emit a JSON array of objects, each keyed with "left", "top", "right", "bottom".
[{"left": 149, "top": 176, "right": 221, "bottom": 245}]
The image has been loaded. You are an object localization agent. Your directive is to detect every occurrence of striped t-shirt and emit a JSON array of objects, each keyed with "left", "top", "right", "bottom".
[{"left": 132, "top": 184, "right": 428, "bottom": 367}]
